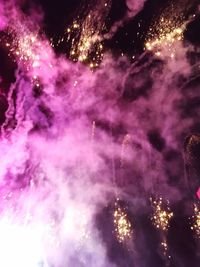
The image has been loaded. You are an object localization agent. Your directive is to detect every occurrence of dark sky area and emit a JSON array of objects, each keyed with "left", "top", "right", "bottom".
[{"left": 35, "top": 0, "right": 200, "bottom": 54}]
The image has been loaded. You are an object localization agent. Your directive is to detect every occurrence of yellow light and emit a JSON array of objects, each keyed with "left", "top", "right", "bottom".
[
  {"left": 191, "top": 204, "right": 200, "bottom": 239},
  {"left": 151, "top": 197, "right": 173, "bottom": 231},
  {"left": 114, "top": 202, "right": 132, "bottom": 243}
]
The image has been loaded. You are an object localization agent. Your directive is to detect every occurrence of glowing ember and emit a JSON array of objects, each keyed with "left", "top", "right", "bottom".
[
  {"left": 145, "top": 8, "right": 186, "bottom": 59},
  {"left": 114, "top": 201, "right": 132, "bottom": 243},
  {"left": 65, "top": 0, "right": 111, "bottom": 68},
  {"left": 161, "top": 238, "right": 169, "bottom": 256},
  {"left": 190, "top": 204, "right": 200, "bottom": 239},
  {"left": 150, "top": 197, "right": 173, "bottom": 231}
]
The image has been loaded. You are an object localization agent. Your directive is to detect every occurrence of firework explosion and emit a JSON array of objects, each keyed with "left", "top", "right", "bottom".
[
  {"left": 150, "top": 197, "right": 173, "bottom": 260},
  {"left": 144, "top": 2, "right": 195, "bottom": 59},
  {"left": 145, "top": 15, "right": 185, "bottom": 59},
  {"left": 113, "top": 200, "right": 132, "bottom": 243},
  {"left": 190, "top": 204, "right": 200, "bottom": 239},
  {"left": 63, "top": 0, "right": 111, "bottom": 68},
  {"left": 151, "top": 197, "right": 173, "bottom": 231},
  {"left": 0, "top": 0, "right": 199, "bottom": 266}
]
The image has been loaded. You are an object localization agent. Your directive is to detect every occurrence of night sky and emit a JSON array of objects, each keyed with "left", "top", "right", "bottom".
[
  {"left": 0, "top": 1, "right": 200, "bottom": 267},
  {"left": 37, "top": 0, "right": 199, "bottom": 54}
]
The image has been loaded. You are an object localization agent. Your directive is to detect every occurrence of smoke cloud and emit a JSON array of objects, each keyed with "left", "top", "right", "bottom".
[{"left": 126, "top": 0, "right": 147, "bottom": 17}]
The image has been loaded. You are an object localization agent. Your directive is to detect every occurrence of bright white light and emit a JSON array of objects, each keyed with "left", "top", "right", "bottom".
[{"left": 0, "top": 218, "right": 47, "bottom": 267}]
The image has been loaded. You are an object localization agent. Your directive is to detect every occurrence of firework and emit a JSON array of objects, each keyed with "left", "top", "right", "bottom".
[
  {"left": 190, "top": 204, "right": 200, "bottom": 239},
  {"left": 144, "top": 0, "right": 193, "bottom": 60},
  {"left": 66, "top": 0, "right": 111, "bottom": 68},
  {"left": 0, "top": 217, "right": 46, "bottom": 267},
  {"left": 3, "top": 23, "right": 55, "bottom": 90},
  {"left": 16, "top": 34, "right": 39, "bottom": 64},
  {"left": 2, "top": 27, "right": 42, "bottom": 89},
  {"left": 150, "top": 197, "right": 173, "bottom": 231},
  {"left": 184, "top": 134, "right": 200, "bottom": 198},
  {"left": 150, "top": 197, "right": 173, "bottom": 261},
  {"left": 145, "top": 15, "right": 184, "bottom": 59},
  {"left": 113, "top": 201, "right": 132, "bottom": 243},
  {"left": 5, "top": 26, "right": 41, "bottom": 69}
]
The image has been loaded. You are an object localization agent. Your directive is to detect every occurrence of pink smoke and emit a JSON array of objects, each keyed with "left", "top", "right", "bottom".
[{"left": 126, "top": 0, "right": 147, "bottom": 17}]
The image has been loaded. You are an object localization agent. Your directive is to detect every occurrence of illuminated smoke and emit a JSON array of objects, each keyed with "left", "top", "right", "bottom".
[{"left": 145, "top": 23, "right": 184, "bottom": 58}]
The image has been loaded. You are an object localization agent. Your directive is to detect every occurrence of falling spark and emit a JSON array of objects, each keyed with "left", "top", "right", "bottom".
[
  {"left": 5, "top": 27, "right": 41, "bottom": 70},
  {"left": 2, "top": 23, "right": 54, "bottom": 90},
  {"left": 150, "top": 197, "right": 173, "bottom": 261},
  {"left": 161, "top": 239, "right": 168, "bottom": 255},
  {"left": 145, "top": 16, "right": 184, "bottom": 58},
  {"left": 150, "top": 197, "right": 173, "bottom": 231},
  {"left": 114, "top": 201, "right": 132, "bottom": 243},
  {"left": 66, "top": 0, "right": 111, "bottom": 68},
  {"left": 190, "top": 204, "right": 200, "bottom": 239},
  {"left": 2, "top": 26, "right": 44, "bottom": 88}
]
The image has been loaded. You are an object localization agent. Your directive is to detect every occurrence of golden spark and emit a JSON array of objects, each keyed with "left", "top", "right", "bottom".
[
  {"left": 114, "top": 201, "right": 132, "bottom": 243},
  {"left": 66, "top": 0, "right": 111, "bottom": 68},
  {"left": 190, "top": 204, "right": 200, "bottom": 239},
  {"left": 151, "top": 197, "right": 173, "bottom": 231},
  {"left": 144, "top": 3, "right": 188, "bottom": 59}
]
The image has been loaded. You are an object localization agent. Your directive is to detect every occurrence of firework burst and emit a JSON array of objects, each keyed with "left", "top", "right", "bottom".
[
  {"left": 150, "top": 197, "right": 173, "bottom": 231},
  {"left": 190, "top": 203, "right": 200, "bottom": 239},
  {"left": 150, "top": 197, "right": 173, "bottom": 260},
  {"left": 113, "top": 200, "right": 132, "bottom": 243},
  {"left": 143, "top": 0, "right": 196, "bottom": 60},
  {"left": 65, "top": 0, "right": 111, "bottom": 68},
  {"left": 145, "top": 16, "right": 185, "bottom": 59}
]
